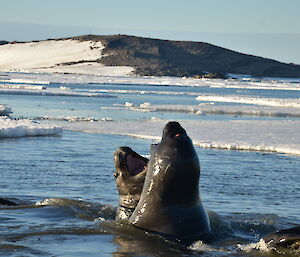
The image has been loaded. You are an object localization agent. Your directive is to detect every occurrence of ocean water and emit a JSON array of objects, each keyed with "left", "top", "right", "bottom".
[{"left": 0, "top": 74, "right": 300, "bottom": 256}]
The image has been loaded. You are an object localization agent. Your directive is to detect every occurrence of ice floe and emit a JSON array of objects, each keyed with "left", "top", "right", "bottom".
[
  {"left": 0, "top": 117, "right": 62, "bottom": 138},
  {"left": 0, "top": 87, "right": 116, "bottom": 98},
  {"left": 0, "top": 104, "right": 12, "bottom": 116},
  {"left": 1, "top": 71, "right": 299, "bottom": 92},
  {"left": 53, "top": 119, "right": 300, "bottom": 156},
  {"left": 196, "top": 95, "right": 300, "bottom": 108},
  {"left": 0, "top": 84, "right": 47, "bottom": 90},
  {"left": 132, "top": 103, "right": 300, "bottom": 118}
]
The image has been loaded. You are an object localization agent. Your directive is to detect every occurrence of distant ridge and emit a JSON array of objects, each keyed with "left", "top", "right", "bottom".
[
  {"left": 63, "top": 34, "right": 300, "bottom": 78},
  {"left": 2, "top": 34, "right": 300, "bottom": 78}
]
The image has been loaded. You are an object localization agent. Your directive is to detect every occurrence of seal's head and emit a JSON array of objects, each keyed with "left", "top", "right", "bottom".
[
  {"left": 114, "top": 147, "right": 148, "bottom": 220},
  {"left": 150, "top": 121, "right": 201, "bottom": 206}
]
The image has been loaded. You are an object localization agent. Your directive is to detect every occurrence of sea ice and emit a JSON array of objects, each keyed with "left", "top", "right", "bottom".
[
  {"left": 55, "top": 119, "right": 300, "bottom": 156},
  {"left": 0, "top": 117, "right": 62, "bottom": 138},
  {"left": 0, "top": 104, "right": 12, "bottom": 116},
  {"left": 196, "top": 94, "right": 300, "bottom": 108}
]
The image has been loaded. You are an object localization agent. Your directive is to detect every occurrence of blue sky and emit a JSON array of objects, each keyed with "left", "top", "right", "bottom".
[{"left": 1, "top": 0, "right": 300, "bottom": 64}]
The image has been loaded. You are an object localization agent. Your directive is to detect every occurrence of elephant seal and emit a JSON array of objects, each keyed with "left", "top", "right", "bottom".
[
  {"left": 114, "top": 147, "right": 148, "bottom": 220},
  {"left": 128, "top": 121, "right": 211, "bottom": 242},
  {"left": 0, "top": 198, "right": 17, "bottom": 206},
  {"left": 263, "top": 226, "right": 300, "bottom": 249}
]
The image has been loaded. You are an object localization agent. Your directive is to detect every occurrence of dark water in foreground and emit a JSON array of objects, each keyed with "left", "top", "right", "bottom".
[{"left": 0, "top": 131, "right": 299, "bottom": 256}]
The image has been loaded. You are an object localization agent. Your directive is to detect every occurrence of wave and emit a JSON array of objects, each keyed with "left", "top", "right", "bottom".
[
  {"left": 36, "top": 198, "right": 116, "bottom": 221},
  {"left": 4, "top": 197, "right": 298, "bottom": 256}
]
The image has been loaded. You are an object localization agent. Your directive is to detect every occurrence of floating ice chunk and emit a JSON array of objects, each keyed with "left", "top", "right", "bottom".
[
  {"left": 59, "top": 86, "right": 71, "bottom": 90},
  {"left": 140, "top": 102, "right": 151, "bottom": 108},
  {"left": 125, "top": 102, "right": 134, "bottom": 107},
  {"left": 0, "top": 78, "right": 50, "bottom": 85},
  {"left": 0, "top": 104, "right": 12, "bottom": 116},
  {"left": 0, "top": 84, "right": 46, "bottom": 90},
  {"left": 0, "top": 117, "right": 62, "bottom": 138}
]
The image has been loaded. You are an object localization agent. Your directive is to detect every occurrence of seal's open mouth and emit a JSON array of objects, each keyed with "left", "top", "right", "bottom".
[
  {"left": 126, "top": 153, "right": 148, "bottom": 175},
  {"left": 114, "top": 147, "right": 148, "bottom": 176}
]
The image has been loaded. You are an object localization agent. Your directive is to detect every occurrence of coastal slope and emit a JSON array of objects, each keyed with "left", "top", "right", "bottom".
[{"left": 1, "top": 34, "right": 300, "bottom": 78}]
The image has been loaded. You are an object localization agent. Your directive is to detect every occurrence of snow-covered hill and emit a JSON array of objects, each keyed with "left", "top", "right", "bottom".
[{"left": 0, "top": 39, "right": 134, "bottom": 76}]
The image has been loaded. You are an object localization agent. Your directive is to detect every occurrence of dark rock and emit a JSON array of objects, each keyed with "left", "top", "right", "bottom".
[
  {"left": 195, "top": 73, "right": 227, "bottom": 79},
  {"left": 0, "top": 41, "right": 9, "bottom": 45}
]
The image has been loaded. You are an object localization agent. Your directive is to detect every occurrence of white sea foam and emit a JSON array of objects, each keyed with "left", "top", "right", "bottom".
[
  {"left": 237, "top": 239, "right": 271, "bottom": 252},
  {"left": 196, "top": 95, "right": 300, "bottom": 108},
  {"left": 0, "top": 117, "right": 62, "bottom": 138},
  {"left": 54, "top": 119, "right": 300, "bottom": 156}
]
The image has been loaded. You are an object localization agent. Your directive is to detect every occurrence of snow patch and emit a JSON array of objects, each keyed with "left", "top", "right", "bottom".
[
  {"left": 0, "top": 40, "right": 134, "bottom": 76},
  {"left": 0, "top": 40, "right": 104, "bottom": 70}
]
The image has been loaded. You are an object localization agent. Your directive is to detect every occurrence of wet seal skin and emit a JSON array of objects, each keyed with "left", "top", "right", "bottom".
[
  {"left": 114, "top": 147, "right": 148, "bottom": 220},
  {"left": 128, "top": 121, "right": 211, "bottom": 242},
  {"left": 263, "top": 226, "right": 300, "bottom": 250},
  {"left": 0, "top": 198, "right": 17, "bottom": 206},
  {"left": 113, "top": 122, "right": 299, "bottom": 248}
]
